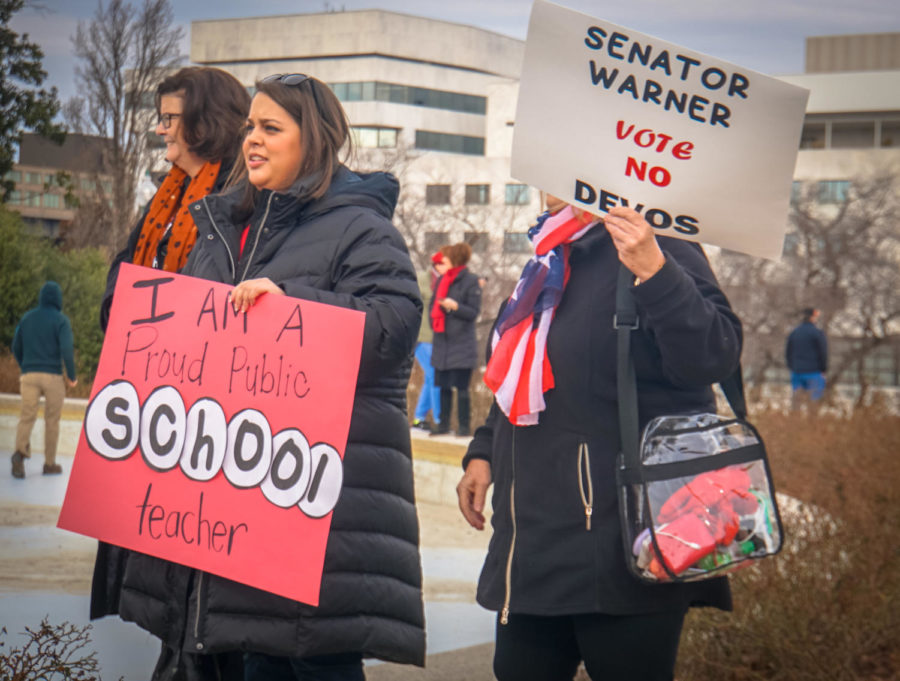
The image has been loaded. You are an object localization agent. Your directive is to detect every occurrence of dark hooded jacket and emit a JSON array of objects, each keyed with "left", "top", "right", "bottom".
[
  {"left": 89, "top": 166, "right": 425, "bottom": 666},
  {"left": 13, "top": 281, "right": 76, "bottom": 380},
  {"left": 785, "top": 321, "right": 827, "bottom": 374},
  {"left": 463, "top": 228, "right": 742, "bottom": 619}
]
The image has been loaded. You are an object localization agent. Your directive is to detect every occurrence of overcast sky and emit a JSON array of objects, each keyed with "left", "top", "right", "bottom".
[{"left": 10, "top": 0, "right": 900, "bottom": 103}]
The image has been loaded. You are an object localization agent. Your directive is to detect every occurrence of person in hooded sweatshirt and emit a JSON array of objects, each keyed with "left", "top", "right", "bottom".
[
  {"left": 12, "top": 281, "right": 78, "bottom": 479},
  {"left": 89, "top": 72, "right": 424, "bottom": 681}
]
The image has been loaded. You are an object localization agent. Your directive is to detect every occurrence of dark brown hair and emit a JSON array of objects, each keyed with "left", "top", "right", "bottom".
[
  {"left": 156, "top": 67, "right": 250, "bottom": 165},
  {"left": 441, "top": 242, "right": 472, "bottom": 267},
  {"left": 229, "top": 75, "right": 352, "bottom": 219}
]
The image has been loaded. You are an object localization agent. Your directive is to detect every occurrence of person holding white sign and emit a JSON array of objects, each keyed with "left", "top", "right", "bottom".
[
  {"left": 96, "top": 73, "right": 424, "bottom": 681},
  {"left": 457, "top": 196, "right": 742, "bottom": 680}
]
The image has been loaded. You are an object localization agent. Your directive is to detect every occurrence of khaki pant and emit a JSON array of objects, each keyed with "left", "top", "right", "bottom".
[{"left": 16, "top": 372, "right": 65, "bottom": 466}]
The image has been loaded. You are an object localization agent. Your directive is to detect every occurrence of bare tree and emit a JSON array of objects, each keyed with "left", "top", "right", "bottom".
[
  {"left": 719, "top": 171, "right": 900, "bottom": 405},
  {"left": 64, "top": 0, "right": 182, "bottom": 252}
]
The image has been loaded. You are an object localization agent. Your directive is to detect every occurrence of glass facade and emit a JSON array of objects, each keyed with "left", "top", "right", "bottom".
[
  {"left": 351, "top": 126, "right": 398, "bottom": 148},
  {"left": 464, "top": 184, "right": 490, "bottom": 205},
  {"left": 817, "top": 180, "right": 850, "bottom": 203},
  {"left": 415, "top": 130, "right": 484, "bottom": 156},
  {"left": 503, "top": 232, "right": 532, "bottom": 254},
  {"left": 425, "top": 184, "right": 451, "bottom": 205},
  {"left": 329, "top": 81, "right": 486, "bottom": 115},
  {"left": 464, "top": 231, "right": 488, "bottom": 254},
  {"left": 505, "top": 184, "right": 530, "bottom": 205}
]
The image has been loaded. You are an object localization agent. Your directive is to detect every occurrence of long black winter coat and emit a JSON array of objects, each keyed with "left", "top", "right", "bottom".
[
  {"left": 430, "top": 268, "right": 482, "bottom": 371},
  {"left": 90, "top": 167, "right": 426, "bottom": 666},
  {"left": 464, "top": 228, "right": 742, "bottom": 619}
]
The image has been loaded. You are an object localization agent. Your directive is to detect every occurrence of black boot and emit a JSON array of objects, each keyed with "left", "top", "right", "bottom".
[
  {"left": 456, "top": 390, "right": 471, "bottom": 436},
  {"left": 430, "top": 388, "right": 453, "bottom": 435}
]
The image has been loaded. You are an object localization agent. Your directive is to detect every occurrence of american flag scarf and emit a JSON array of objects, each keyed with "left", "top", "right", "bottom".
[{"left": 484, "top": 205, "right": 600, "bottom": 426}]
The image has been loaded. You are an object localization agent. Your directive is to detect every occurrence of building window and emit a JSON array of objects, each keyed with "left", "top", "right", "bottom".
[
  {"left": 790, "top": 181, "right": 803, "bottom": 204},
  {"left": 464, "top": 231, "right": 489, "bottom": 254},
  {"left": 351, "top": 126, "right": 398, "bottom": 148},
  {"left": 43, "top": 193, "right": 60, "bottom": 208},
  {"left": 465, "top": 184, "right": 490, "bottom": 205},
  {"left": 817, "top": 180, "right": 849, "bottom": 204},
  {"left": 503, "top": 232, "right": 532, "bottom": 254},
  {"left": 831, "top": 121, "right": 875, "bottom": 149},
  {"left": 4, "top": 170, "right": 21, "bottom": 183},
  {"left": 425, "top": 184, "right": 451, "bottom": 205},
  {"left": 25, "top": 191, "right": 41, "bottom": 207},
  {"left": 8, "top": 190, "right": 21, "bottom": 205},
  {"left": 424, "top": 231, "right": 447, "bottom": 254},
  {"left": 880, "top": 121, "right": 900, "bottom": 147},
  {"left": 329, "top": 81, "right": 486, "bottom": 115},
  {"left": 505, "top": 184, "right": 531, "bottom": 205},
  {"left": 25, "top": 171, "right": 42, "bottom": 185},
  {"left": 799, "top": 123, "right": 826, "bottom": 149},
  {"left": 415, "top": 130, "right": 484, "bottom": 155},
  {"left": 81, "top": 177, "right": 96, "bottom": 191}
]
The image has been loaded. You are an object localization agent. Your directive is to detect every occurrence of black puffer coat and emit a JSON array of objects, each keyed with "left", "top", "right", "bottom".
[
  {"left": 464, "top": 228, "right": 742, "bottom": 619},
  {"left": 90, "top": 167, "right": 425, "bottom": 666},
  {"left": 430, "top": 268, "right": 482, "bottom": 371}
]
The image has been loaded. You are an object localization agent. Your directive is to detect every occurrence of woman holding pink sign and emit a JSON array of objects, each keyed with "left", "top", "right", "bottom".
[{"left": 96, "top": 73, "right": 424, "bottom": 681}]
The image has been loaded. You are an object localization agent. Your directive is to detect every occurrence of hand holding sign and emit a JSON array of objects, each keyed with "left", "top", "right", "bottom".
[
  {"left": 231, "top": 277, "right": 284, "bottom": 314},
  {"left": 604, "top": 206, "right": 666, "bottom": 281}
]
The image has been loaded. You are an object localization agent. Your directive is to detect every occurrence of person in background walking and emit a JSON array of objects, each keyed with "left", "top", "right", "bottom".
[
  {"left": 11, "top": 281, "right": 77, "bottom": 479},
  {"left": 430, "top": 242, "right": 482, "bottom": 437},
  {"left": 786, "top": 307, "right": 828, "bottom": 410},
  {"left": 412, "top": 251, "right": 446, "bottom": 430}
]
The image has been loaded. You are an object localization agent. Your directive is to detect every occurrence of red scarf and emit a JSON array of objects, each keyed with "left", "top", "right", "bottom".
[
  {"left": 132, "top": 161, "right": 221, "bottom": 271},
  {"left": 430, "top": 265, "right": 465, "bottom": 333}
]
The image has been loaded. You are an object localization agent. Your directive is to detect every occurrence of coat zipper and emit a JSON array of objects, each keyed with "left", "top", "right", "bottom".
[
  {"left": 577, "top": 441, "right": 593, "bottom": 531},
  {"left": 239, "top": 192, "right": 275, "bottom": 284},
  {"left": 199, "top": 198, "right": 235, "bottom": 282},
  {"left": 194, "top": 571, "right": 204, "bottom": 647},
  {"left": 500, "top": 430, "right": 517, "bottom": 625}
]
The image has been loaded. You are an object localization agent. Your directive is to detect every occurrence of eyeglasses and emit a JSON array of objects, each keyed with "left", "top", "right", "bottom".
[
  {"left": 262, "top": 73, "right": 311, "bottom": 87},
  {"left": 157, "top": 112, "right": 181, "bottom": 128}
]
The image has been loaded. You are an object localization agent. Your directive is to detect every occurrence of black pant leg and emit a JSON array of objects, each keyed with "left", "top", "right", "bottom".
[
  {"left": 574, "top": 609, "right": 686, "bottom": 681},
  {"left": 493, "top": 613, "right": 580, "bottom": 681},
  {"left": 456, "top": 389, "right": 471, "bottom": 432}
]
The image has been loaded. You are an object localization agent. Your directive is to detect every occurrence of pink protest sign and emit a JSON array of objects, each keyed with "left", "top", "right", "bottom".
[{"left": 58, "top": 263, "right": 365, "bottom": 605}]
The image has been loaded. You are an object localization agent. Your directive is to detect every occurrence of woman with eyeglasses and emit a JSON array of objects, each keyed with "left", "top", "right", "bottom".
[
  {"left": 89, "top": 65, "right": 252, "bottom": 680},
  {"left": 97, "top": 66, "right": 251, "bottom": 330},
  {"left": 92, "top": 73, "right": 425, "bottom": 681}
]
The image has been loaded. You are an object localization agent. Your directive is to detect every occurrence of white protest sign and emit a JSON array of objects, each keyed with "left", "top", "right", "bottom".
[{"left": 511, "top": 0, "right": 810, "bottom": 260}]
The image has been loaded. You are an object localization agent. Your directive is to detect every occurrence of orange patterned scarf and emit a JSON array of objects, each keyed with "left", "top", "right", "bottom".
[{"left": 132, "top": 160, "right": 221, "bottom": 272}]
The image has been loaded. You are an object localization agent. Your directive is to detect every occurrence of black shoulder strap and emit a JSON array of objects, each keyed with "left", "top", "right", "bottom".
[{"left": 615, "top": 263, "right": 746, "bottom": 470}]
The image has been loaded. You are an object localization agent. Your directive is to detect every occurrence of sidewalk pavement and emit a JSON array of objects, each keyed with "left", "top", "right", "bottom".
[{"left": 0, "top": 394, "right": 498, "bottom": 680}]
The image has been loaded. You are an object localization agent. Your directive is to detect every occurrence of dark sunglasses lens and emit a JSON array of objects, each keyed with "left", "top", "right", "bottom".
[{"left": 261, "top": 73, "right": 309, "bottom": 86}]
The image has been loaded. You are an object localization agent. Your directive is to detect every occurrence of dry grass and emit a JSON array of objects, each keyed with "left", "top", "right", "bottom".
[{"left": 676, "top": 406, "right": 900, "bottom": 681}]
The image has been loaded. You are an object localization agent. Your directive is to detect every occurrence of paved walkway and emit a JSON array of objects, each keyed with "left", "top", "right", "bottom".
[{"left": 0, "top": 394, "right": 498, "bottom": 680}]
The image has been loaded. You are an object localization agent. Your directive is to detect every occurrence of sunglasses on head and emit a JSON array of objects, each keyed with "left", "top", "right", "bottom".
[{"left": 262, "top": 73, "right": 311, "bottom": 86}]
